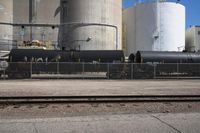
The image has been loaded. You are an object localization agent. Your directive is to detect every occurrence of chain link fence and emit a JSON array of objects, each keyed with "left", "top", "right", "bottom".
[{"left": 1, "top": 62, "right": 200, "bottom": 79}]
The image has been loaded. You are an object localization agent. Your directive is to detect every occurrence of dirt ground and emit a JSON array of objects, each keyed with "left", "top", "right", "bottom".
[{"left": 0, "top": 79, "right": 200, "bottom": 96}]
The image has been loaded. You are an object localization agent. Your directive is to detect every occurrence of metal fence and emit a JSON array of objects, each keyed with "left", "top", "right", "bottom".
[{"left": 1, "top": 62, "right": 200, "bottom": 79}]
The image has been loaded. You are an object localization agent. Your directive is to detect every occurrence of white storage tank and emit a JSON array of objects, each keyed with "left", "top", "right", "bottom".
[
  {"left": 186, "top": 26, "right": 200, "bottom": 52},
  {"left": 123, "top": 1, "right": 185, "bottom": 56},
  {"left": 0, "top": 0, "right": 13, "bottom": 51},
  {"left": 58, "top": 0, "right": 122, "bottom": 50}
]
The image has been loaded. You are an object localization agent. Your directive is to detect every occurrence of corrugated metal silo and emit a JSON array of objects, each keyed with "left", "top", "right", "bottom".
[
  {"left": 58, "top": 0, "right": 122, "bottom": 50},
  {"left": 123, "top": 1, "right": 185, "bottom": 56}
]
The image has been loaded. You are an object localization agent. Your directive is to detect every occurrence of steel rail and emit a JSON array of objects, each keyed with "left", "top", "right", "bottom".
[{"left": 0, "top": 95, "right": 200, "bottom": 104}]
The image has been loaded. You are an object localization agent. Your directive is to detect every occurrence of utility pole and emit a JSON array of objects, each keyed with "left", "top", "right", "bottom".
[{"left": 29, "top": 0, "right": 37, "bottom": 41}]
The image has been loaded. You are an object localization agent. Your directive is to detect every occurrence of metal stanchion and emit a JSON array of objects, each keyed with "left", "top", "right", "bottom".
[
  {"left": 3, "top": 69, "right": 6, "bottom": 80},
  {"left": 57, "top": 62, "right": 60, "bottom": 79},
  {"left": 177, "top": 63, "right": 179, "bottom": 79},
  {"left": 154, "top": 64, "right": 156, "bottom": 79},
  {"left": 131, "top": 63, "right": 133, "bottom": 80},
  {"left": 30, "top": 62, "right": 31, "bottom": 79},
  {"left": 107, "top": 63, "right": 110, "bottom": 79},
  {"left": 82, "top": 62, "right": 85, "bottom": 79}
]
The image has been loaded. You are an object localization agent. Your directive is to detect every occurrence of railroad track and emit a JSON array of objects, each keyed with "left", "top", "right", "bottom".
[{"left": 0, "top": 95, "right": 200, "bottom": 104}]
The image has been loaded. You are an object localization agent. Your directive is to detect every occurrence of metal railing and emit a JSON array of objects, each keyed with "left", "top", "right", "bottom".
[{"left": 1, "top": 62, "right": 200, "bottom": 79}]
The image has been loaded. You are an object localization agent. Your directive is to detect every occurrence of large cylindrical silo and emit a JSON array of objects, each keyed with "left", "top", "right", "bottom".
[
  {"left": 59, "top": 0, "right": 122, "bottom": 50},
  {"left": 0, "top": 0, "right": 13, "bottom": 51},
  {"left": 123, "top": 1, "right": 185, "bottom": 56},
  {"left": 13, "top": 0, "right": 60, "bottom": 44}
]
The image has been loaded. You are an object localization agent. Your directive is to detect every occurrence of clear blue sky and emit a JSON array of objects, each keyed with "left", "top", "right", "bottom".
[{"left": 123, "top": 0, "right": 200, "bottom": 28}]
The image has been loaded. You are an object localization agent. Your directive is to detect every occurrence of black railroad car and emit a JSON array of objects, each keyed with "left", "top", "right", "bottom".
[{"left": 7, "top": 49, "right": 125, "bottom": 78}]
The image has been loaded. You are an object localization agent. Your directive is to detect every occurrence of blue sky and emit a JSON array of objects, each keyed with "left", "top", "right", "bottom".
[{"left": 123, "top": 0, "right": 200, "bottom": 28}]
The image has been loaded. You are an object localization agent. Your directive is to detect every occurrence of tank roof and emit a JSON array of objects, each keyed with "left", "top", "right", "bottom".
[{"left": 123, "top": 1, "right": 185, "bottom": 10}]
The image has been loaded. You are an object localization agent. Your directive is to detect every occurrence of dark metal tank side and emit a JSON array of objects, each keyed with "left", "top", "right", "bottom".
[
  {"left": 136, "top": 51, "right": 200, "bottom": 63},
  {"left": 78, "top": 50, "right": 124, "bottom": 63},
  {"left": 128, "top": 54, "right": 135, "bottom": 63},
  {"left": 9, "top": 49, "right": 63, "bottom": 62},
  {"left": 9, "top": 49, "right": 125, "bottom": 63}
]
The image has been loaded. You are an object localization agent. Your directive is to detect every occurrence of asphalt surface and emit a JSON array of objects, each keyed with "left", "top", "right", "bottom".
[{"left": 0, "top": 113, "right": 199, "bottom": 133}]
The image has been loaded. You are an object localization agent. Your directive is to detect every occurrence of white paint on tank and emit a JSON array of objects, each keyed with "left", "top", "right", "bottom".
[
  {"left": 59, "top": 0, "right": 122, "bottom": 50},
  {"left": 123, "top": 2, "right": 185, "bottom": 56}
]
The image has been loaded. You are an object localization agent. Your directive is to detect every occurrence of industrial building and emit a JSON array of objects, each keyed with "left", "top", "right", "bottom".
[
  {"left": 0, "top": 0, "right": 200, "bottom": 80},
  {"left": 0, "top": 0, "right": 187, "bottom": 54},
  {"left": 123, "top": 1, "right": 186, "bottom": 56},
  {"left": 0, "top": 0, "right": 60, "bottom": 50},
  {"left": 0, "top": 1, "right": 200, "bottom": 132},
  {"left": 13, "top": 0, "right": 60, "bottom": 48},
  {"left": 1, "top": 0, "right": 122, "bottom": 51},
  {"left": 186, "top": 26, "right": 200, "bottom": 52},
  {"left": 57, "top": 0, "right": 122, "bottom": 50}
]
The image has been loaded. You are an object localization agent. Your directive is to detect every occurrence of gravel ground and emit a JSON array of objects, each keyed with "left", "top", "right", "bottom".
[
  {"left": 0, "top": 79, "right": 200, "bottom": 119},
  {"left": 0, "top": 102, "right": 199, "bottom": 119}
]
